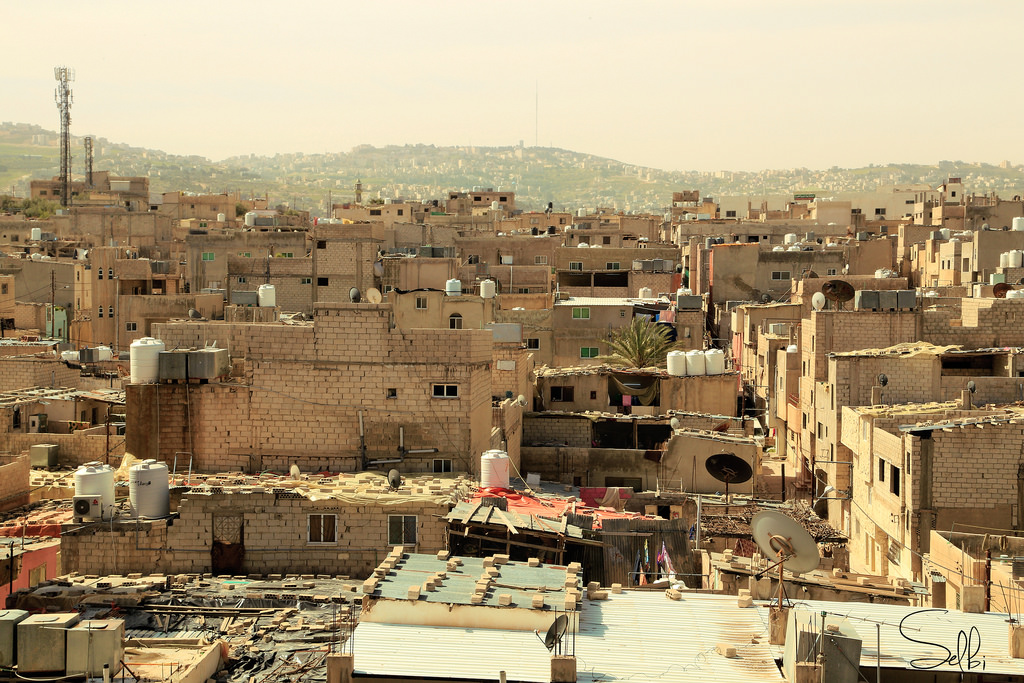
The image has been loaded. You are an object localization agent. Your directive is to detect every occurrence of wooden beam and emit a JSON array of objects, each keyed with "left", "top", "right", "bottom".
[
  {"left": 495, "top": 508, "right": 519, "bottom": 535},
  {"left": 460, "top": 501, "right": 482, "bottom": 525}
]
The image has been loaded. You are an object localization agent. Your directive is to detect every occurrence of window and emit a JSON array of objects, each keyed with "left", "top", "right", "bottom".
[
  {"left": 499, "top": 196, "right": 507, "bottom": 202},
  {"left": 388, "top": 515, "right": 417, "bottom": 545},
  {"left": 580, "top": 347, "right": 600, "bottom": 359},
  {"left": 369, "top": 209, "right": 382, "bottom": 216},
  {"left": 386, "top": 388, "right": 397, "bottom": 399},
  {"left": 97, "top": 307, "right": 103, "bottom": 318},
  {"left": 620, "top": 310, "right": 625, "bottom": 318},
  {"left": 308, "top": 514, "right": 337, "bottom": 544},
  {"left": 890, "top": 465, "right": 900, "bottom": 495},
  {"left": 201, "top": 252, "right": 215, "bottom": 262},
  {"left": 603, "top": 236, "right": 611, "bottom": 245},
  {"left": 397, "top": 209, "right": 404, "bottom": 216},
  {"left": 569, "top": 261, "right": 583, "bottom": 271},
  {"left": 770, "top": 271, "right": 791, "bottom": 281},
  {"left": 605, "top": 262, "right": 620, "bottom": 270},
  {"left": 526, "top": 338, "right": 540, "bottom": 349},
  {"left": 432, "top": 459, "right": 452, "bottom": 473},
  {"left": 125, "top": 322, "right": 137, "bottom": 332},
  {"left": 874, "top": 208, "right": 886, "bottom": 216},
  {"left": 237, "top": 277, "right": 247, "bottom": 284},
  {"left": 826, "top": 268, "right": 837, "bottom": 276},
  {"left": 468, "top": 255, "right": 480, "bottom": 265},
  {"left": 572, "top": 307, "right": 590, "bottom": 319},
  {"left": 432, "top": 383, "right": 458, "bottom": 398},
  {"left": 300, "top": 277, "right": 312, "bottom": 285},
  {"left": 238, "top": 252, "right": 252, "bottom": 258},
  {"left": 98, "top": 270, "right": 103, "bottom": 280},
  {"left": 317, "top": 277, "right": 329, "bottom": 286},
  {"left": 962, "top": 257, "right": 970, "bottom": 270},
  {"left": 1, "top": 283, "right": 6, "bottom": 294},
  {"left": 317, "top": 240, "right": 327, "bottom": 249},
  {"left": 108, "top": 306, "right": 113, "bottom": 317},
  {"left": 449, "top": 313, "right": 463, "bottom": 329},
  {"left": 726, "top": 210, "right": 737, "bottom": 218},
  {"left": 550, "top": 386, "right": 574, "bottom": 402},
  {"left": 108, "top": 268, "right": 113, "bottom": 278},
  {"left": 535, "top": 255, "right": 548, "bottom": 265},
  {"left": 278, "top": 252, "right": 294, "bottom": 258},
  {"left": 39, "top": 190, "right": 46, "bottom": 196},
  {"left": 878, "top": 458, "right": 885, "bottom": 482},
  {"left": 416, "top": 296, "right": 427, "bottom": 310},
  {"left": 590, "top": 391, "right": 597, "bottom": 399}
]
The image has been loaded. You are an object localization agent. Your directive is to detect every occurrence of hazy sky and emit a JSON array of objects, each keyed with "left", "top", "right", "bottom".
[{"left": 4, "top": 1, "right": 1022, "bottom": 172}]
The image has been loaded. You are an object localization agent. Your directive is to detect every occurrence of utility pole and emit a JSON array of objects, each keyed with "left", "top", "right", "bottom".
[{"left": 50, "top": 270, "right": 55, "bottom": 339}]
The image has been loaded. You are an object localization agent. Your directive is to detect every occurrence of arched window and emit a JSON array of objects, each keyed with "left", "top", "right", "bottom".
[{"left": 449, "top": 313, "right": 463, "bottom": 330}]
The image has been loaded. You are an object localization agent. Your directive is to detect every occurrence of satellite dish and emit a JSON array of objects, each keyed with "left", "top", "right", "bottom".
[
  {"left": 811, "top": 292, "right": 827, "bottom": 311},
  {"left": 543, "top": 615, "right": 568, "bottom": 652},
  {"left": 366, "top": 287, "right": 383, "bottom": 304},
  {"left": 760, "top": 293, "right": 772, "bottom": 303},
  {"left": 388, "top": 469, "right": 401, "bottom": 490},
  {"left": 821, "top": 279, "right": 855, "bottom": 304},
  {"left": 994, "top": 282, "right": 1011, "bottom": 298},
  {"left": 803, "top": 270, "right": 819, "bottom": 279},
  {"left": 712, "top": 421, "right": 731, "bottom": 433},
  {"left": 670, "top": 417, "right": 680, "bottom": 430},
  {"left": 967, "top": 380, "right": 977, "bottom": 394},
  {"left": 705, "top": 453, "right": 752, "bottom": 500},
  {"left": 188, "top": 308, "right": 202, "bottom": 319},
  {"left": 877, "top": 373, "right": 888, "bottom": 387},
  {"left": 349, "top": 287, "right": 361, "bottom": 303},
  {"left": 517, "top": 394, "right": 527, "bottom": 407},
  {"left": 751, "top": 510, "right": 821, "bottom": 575}
]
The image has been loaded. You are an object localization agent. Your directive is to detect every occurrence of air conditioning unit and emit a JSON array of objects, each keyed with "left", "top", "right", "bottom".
[{"left": 73, "top": 495, "right": 102, "bottom": 520}]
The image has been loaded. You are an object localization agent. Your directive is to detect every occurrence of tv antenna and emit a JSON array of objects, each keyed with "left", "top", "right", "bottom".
[
  {"left": 704, "top": 452, "right": 752, "bottom": 501},
  {"left": 821, "top": 279, "right": 855, "bottom": 311},
  {"left": 752, "top": 510, "right": 821, "bottom": 615}
]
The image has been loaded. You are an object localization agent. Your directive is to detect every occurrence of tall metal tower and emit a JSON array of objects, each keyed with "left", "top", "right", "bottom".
[
  {"left": 83, "top": 136, "right": 93, "bottom": 187},
  {"left": 54, "top": 66, "right": 75, "bottom": 207}
]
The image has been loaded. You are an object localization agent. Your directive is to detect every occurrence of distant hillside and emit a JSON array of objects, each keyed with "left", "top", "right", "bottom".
[{"left": 3, "top": 121, "right": 1024, "bottom": 214}]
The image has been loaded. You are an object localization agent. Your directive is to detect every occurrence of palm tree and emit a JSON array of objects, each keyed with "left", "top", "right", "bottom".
[{"left": 599, "top": 316, "right": 682, "bottom": 369}]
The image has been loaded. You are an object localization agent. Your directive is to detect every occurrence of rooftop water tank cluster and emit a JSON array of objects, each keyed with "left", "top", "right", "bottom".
[
  {"left": 999, "top": 251, "right": 1024, "bottom": 269},
  {"left": 666, "top": 349, "right": 727, "bottom": 376}
]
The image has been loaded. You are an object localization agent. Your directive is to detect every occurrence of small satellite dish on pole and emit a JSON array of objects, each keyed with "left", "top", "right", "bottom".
[
  {"left": 535, "top": 614, "right": 569, "bottom": 654},
  {"left": 705, "top": 452, "right": 752, "bottom": 501}
]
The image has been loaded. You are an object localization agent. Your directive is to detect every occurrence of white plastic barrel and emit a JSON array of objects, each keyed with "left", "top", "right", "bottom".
[
  {"left": 667, "top": 350, "right": 687, "bottom": 376},
  {"left": 445, "top": 279, "right": 462, "bottom": 296},
  {"left": 480, "top": 450, "right": 510, "bottom": 489},
  {"left": 704, "top": 349, "right": 726, "bottom": 375},
  {"left": 1014, "top": 217, "right": 1024, "bottom": 231},
  {"left": 638, "top": 287, "right": 653, "bottom": 299},
  {"left": 1001, "top": 252, "right": 1011, "bottom": 269},
  {"left": 129, "top": 459, "right": 170, "bottom": 518},
  {"left": 685, "top": 349, "right": 706, "bottom": 376},
  {"left": 480, "top": 279, "right": 496, "bottom": 299},
  {"left": 1012, "top": 251, "right": 1023, "bottom": 268},
  {"left": 216, "top": 213, "right": 226, "bottom": 222},
  {"left": 30, "top": 227, "right": 42, "bottom": 241},
  {"left": 258, "top": 284, "right": 276, "bottom": 307}
]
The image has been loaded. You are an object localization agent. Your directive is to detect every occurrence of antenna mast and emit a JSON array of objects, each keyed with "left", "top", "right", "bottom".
[
  {"left": 54, "top": 66, "right": 75, "bottom": 207},
  {"left": 84, "top": 136, "right": 93, "bottom": 188}
]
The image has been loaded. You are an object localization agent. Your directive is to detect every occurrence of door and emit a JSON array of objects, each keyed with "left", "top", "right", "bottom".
[{"left": 211, "top": 514, "right": 245, "bottom": 575}]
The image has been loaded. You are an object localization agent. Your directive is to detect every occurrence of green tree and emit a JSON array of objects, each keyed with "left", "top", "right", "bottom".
[
  {"left": 21, "top": 197, "right": 59, "bottom": 219},
  {"left": 235, "top": 202, "right": 247, "bottom": 217},
  {"left": 598, "top": 316, "right": 683, "bottom": 369}
]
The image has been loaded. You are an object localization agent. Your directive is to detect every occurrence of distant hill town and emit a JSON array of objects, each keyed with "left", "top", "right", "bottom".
[{"left": 2, "top": 121, "right": 1023, "bottom": 214}]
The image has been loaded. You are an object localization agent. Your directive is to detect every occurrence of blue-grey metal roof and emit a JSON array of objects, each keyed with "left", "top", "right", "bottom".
[{"left": 445, "top": 500, "right": 586, "bottom": 539}]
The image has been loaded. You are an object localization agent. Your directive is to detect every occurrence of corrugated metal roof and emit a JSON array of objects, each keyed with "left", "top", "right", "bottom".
[
  {"left": 758, "top": 598, "right": 1024, "bottom": 675},
  {"left": 355, "top": 591, "right": 783, "bottom": 682},
  {"left": 446, "top": 501, "right": 586, "bottom": 539}
]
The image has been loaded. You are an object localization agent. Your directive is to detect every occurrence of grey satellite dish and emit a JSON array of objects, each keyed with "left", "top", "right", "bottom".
[
  {"left": 705, "top": 452, "right": 753, "bottom": 488},
  {"left": 811, "top": 292, "right": 827, "bottom": 311},
  {"left": 543, "top": 614, "right": 568, "bottom": 652},
  {"left": 388, "top": 469, "right": 401, "bottom": 490},
  {"left": 751, "top": 510, "right": 820, "bottom": 575},
  {"left": 517, "top": 394, "right": 527, "bottom": 407},
  {"left": 760, "top": 293, "right": 772, "bottom": 303},
  {"left": 670, "top": 417, "right": 680, "bottom": 430},
  {"left": 188, "top": 308, "right": 202, "bottom": 319},
  {"left": 366, "top": 287, "right": 383, "bottom": 304},
  {"left": 349, "top": 287, "right": 361, "bottom": 303},
  {"left": 967, "top": 380, "right": 977, "bottom": 394},
  {"left": 877, "top": 373, "right": 888, "bottom": 387}
]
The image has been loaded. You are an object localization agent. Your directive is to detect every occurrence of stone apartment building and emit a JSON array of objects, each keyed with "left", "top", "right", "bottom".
[
  {"left": 126, "top": 301, "right": 494, "bottom": 475},
  {"left": 554, "top": 245, "right": 679, "bottom": 299},
  {"left": 31, "top": 172, "right": 150, "bottom": 212},
  {"left": 446, "top": 188, "right": 516, "bottom": 215}
]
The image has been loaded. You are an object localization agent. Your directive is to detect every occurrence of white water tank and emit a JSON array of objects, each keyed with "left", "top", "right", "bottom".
[
  {"left": 1008, "top": 289, "right": 1024, "bottom": 299},
  {"left": 258, "top": 284, "right": 276, "bottom": 307},
  {"left": 244, "top": 212, "right": 256, "bottom": 227},
  {"left": 129, "top": 337, "right": 165, "bottom": 384},
  {"left": 685, "top": 349, "right": 706, "bottom": 376},
  {"left": 577, "top": 242, "right": 590, "bottom": 248},
  {"left": 30, "top": 227, "right": 42, "bottom": 241},
  {"left": 638, "top": 287, "right": 653, "bottom": 299},
  {"left": 667, "top": 350, "right": 687, "bottom": 376},
  {"left": 704, "top": 348, "right": 726, "bottom": 375},
  {"left": 491, "top": 201, "right": 501, "bottom": 211},
  {"left": 939, "top": 228, "right": 951, "bottom": 240},
  {"left": 784, "top": 233, "right": 798, "bottom": 245},
  {"left": 1001, "top": 252, "right": 1011, "bottom": 269},
  {"left": 786, "top": 344, "right": 798, "bottom": 353},
  {"left": 480, "top": 450, "right": 510, "bottom": 489},
  {"left": 217, "top": 213, "right": 226, "bottom": 222},
  {"left": 74, "top": 462, "right": 115, "bottom": 519},
  {"left": 93, "top": 346, "right": 113, "bottom": 362},
  {"left": 577, "top": 208, "right": 586, "bottom": 217},
  {"left": 60, "top": 350, "right": 79, "bottom": 362},
  {"left": 445, "top": 279, "right": 462, "bottom": 296},
  {"left": 1012, "top": 251, "right": 1024, "bottom": 268},
  {"left": 772, "top": 246, "right": 785, "bottom": 252},
  {"left": 1014, "top": 217, "right": 1024, "bottom": 231},
  {"left": 129, "top": 459, "right": 170, "bottom": 518},
  {"left": 480, "top": 279, "right": 496, "bottom": 299}
]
